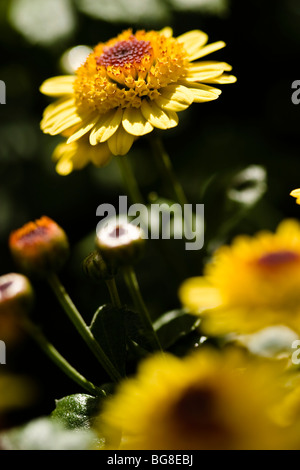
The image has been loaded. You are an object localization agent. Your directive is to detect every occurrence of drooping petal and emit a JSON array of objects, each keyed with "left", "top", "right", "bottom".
[
  {"left": 52, "top": 142, "right": 84, "bottom": 176},
  {"left": 141, "top": 100, "right": 178, "bottom": 130},
  {"left": 122, "top": 108, "right": 153, "bottom": 136},
  {"left": 39, "top": 76, "right": 76, "bottom": 97},
  {"left": 89, "top": 108, "right": 123, "bottom": 145},
  {"left": 89, "top": 143, "right": 112, "bottom": 167},
  {"left": 107, "top": 125, "right": 135, "bottom": 156},
  {"left": 177, "top": 30, "right": 209, "bottom": 58}
]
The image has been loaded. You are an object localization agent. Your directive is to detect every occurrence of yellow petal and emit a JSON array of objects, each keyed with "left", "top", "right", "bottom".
[
  {"left": 177, "top": 30, "right": 208, "bottom": 58},
  {"left": 66, "top": 114, "right": 99, "bottom": 144},
  {"left": 141, "top": 100, "right": 178, "bottom": 130},
  {"left": 89, "top": 108, "right": 123, "bottom": 145},
  {"left": 52, "top": 141, "right": 75, "bottom": 162},
  {"left": 155, "top": 84, "right": 194, "bottom": 112},
  {"left": 41, "top": 98, "right": 77, "bottom": 129},
  {"left": 188, "top": 41, "right": 226, "bottom": 61},
  {"left": 55, "top": 155, "right": 74, "bottom": 176},
  {"left": 44, "top": 112, "right": 83, "bottom": 135},
  {"left": 160, "top": 27, "right": 173, "bottom": 38},
  {"left": 122, "top": 108, "right": 153, "bottom": 136},
  {"left": 40, "top": 76, "right": 76, "bottom": 97},
  {"left": 179, "top": 277, "right": 222, "bottom": 313},
  {"left": 54, "top": 141, "right": 90, "bottom": 175},
  {"left": 189, "top": 61, "right": 232, "bottom": 72},
  {"left": 180, "top": 81, "right": 222, "bottom": 102},
  {"left": 291, "top": 189, "right": 300, "bottom": 198},
  {"left": 107, "top": 126, "right": 134, "bottom": 156},
  {"left": 185, "top": 69, "right": 224, "bottom": 83},
  {"left": 202, "top": 74, "right": 237, "bottom": 84}
]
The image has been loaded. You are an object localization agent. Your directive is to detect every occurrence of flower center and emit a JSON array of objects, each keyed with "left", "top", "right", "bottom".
[
  {"left": 74, "top": 29, "right": 188, "bottom": 114},
  {"left": 97, "top": 37, "right": 153, "bottom": 67},
  {"left": 257, "top": 250, "right": 299, "bottom": 267},
  {"left": 109, "top": 225, "right": 127, "bottom": 239},
  {"left": 0, "top": 281, "right": 13, "bottom": 300},
  {"left": 19, "top": 226, "right": 49, "bottom": 244},
  {"left": 172, "top": 385, "right": 226, "bottom": 437}
]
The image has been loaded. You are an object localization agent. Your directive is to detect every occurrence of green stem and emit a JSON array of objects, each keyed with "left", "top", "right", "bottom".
[
  {"left": 151, "top": 137, "right": 189, "bottom": 208},
  {"left": 105, "top": 277, "right": 122, "bottom": 309},
  {"left": 122, "top": 265, "right": 163, "bottom": 352},
  {"left": 23, "top": 318, "right": 104, "bottom": 397},
  {"left": 47, "top": 273, "right": 122, "bottom": 383},
  {"left": 117, "top": 155, "right": 145, "bottom": 204}
]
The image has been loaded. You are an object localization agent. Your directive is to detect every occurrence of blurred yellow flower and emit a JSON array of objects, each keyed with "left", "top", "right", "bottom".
[
  {"left": 0, "top": 372, "right": 37, "bottom": 430},
  {"left": 40, "top": 27, "right": 236, "bottom": 166},
  {"left": 270, "top": 371, "right": 300, "bottom": 449},
  {"left": 180, "top": 219, "right": 300, "bottom": 335},
  {"left": 99, "top": 348, "right": 287, "bottom": 450}
]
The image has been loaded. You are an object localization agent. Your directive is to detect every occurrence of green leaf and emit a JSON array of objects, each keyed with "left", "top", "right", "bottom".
[
  {"left": 90, "top": 304, "right": 127, "bottom": 377},
  {"left": 50, "top": 393, "right": 101, "bottom": 430},
  {"left": 153, "top": 309, "right": 201, "bottom": 349},
  {"left": 124, "top": 308, "right": 161, "bottom": 352}
]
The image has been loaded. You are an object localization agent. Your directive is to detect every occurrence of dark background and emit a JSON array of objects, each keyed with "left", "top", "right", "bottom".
[{"left": 0, "top": 0, "right": 299, "bottom": 426}]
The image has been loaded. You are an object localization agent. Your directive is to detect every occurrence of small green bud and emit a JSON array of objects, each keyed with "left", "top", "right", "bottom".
[{"left": 82, "top": 250, "right": 117, "bottom": 282}]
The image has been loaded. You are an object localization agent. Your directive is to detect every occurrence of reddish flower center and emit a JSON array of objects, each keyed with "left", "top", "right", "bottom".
[
  {"left": 109, "top": 226, "right": 127, "bottom": 239},
  {"left": 97, "top": 37, "right": 153, "bottom": 67},
  {"left": 18, "top": 226, "right": 49, "bottom": 244},
  {"left": 257, "top": 250, "right": 299, "bottom": 267},
  {"left": 172, "top": 385, "right": 226, "bottom": 437},
  {"left": 0, "top": 281, "right": 13, "bottom": 299}
]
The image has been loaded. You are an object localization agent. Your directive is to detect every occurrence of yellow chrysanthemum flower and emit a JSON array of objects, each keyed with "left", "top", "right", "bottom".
[
  {"left": 180, "top": 219, "right": 300, "bottom": 335},
  {"left": 99, "top": 349, "right": 288, "bottom": 450},
  {"left": 40, "top": 28, "right": 236, "bottom": 168},
  {"left": 290, "top": 189, "right": 300, "bottom": 205}
]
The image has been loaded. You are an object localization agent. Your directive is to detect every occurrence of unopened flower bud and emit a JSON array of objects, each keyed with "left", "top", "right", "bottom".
[
  {"left": 9, "top": 216, "right": 69, "bottom": 276},
  {"left": 83, "top": 250, "right": 117, "bottom": 282},
  {"left": 0, "top": 273, "right": 34, "bottom": 344},
  {"left": 95, "top": 220, "right": 145, "bottom": 267}
]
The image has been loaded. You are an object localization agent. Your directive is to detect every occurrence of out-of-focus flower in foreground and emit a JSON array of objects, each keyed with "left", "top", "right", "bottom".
[
  {"left": 179, "top": 219, "right": 300, "bottom": 335},
  {"left": 98, "top": 348, "right": 289, "bottom": 450},
  {"left": 40, "top": 27, "right": 236, "bottom": 171},
  {"left": 9, "top": 216, "right": 69, "bottom": 277},
  {"left": 0, "top": 372, "right": 37, "bottom": 431}
]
